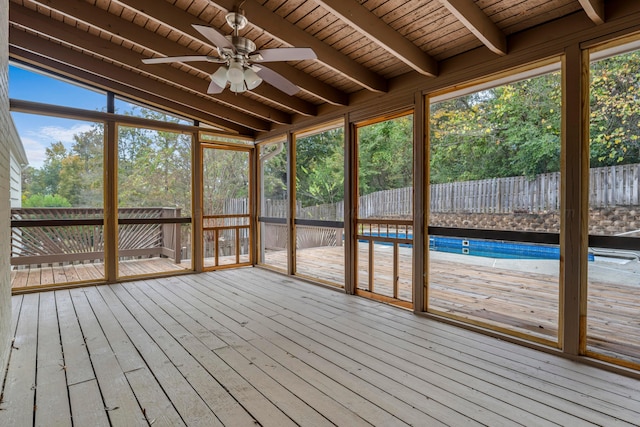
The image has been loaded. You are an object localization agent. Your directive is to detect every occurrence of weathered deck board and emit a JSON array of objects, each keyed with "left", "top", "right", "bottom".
[
  {"left": 2, "top": 269, "right": 639, "bottom": 426},
  {"left": 11, "top": 258, "right": 188, "bottom": 289},
  {"left": 0, "top": 294, "right": 38, "bottom": 426},
  {"left": 10, "top": 244, "right": 640, "bottom": 362},
  {"left": 34, "top": 292, "right": 71, "bottom": 427},
  {"left": 210, "top": 271, "right": 580, "bottom": 425},
  {"left": 96, "top": 285, "right": 222, "bottom": 426},
  {"left": 69, "top": 288, "right": 147, "bottom": 426},
  {"left": 229, "top": 271, "right": 634, "bottom": 425},
  {"left": 269, "top": 245, "right": 640, "bottom": 358}
]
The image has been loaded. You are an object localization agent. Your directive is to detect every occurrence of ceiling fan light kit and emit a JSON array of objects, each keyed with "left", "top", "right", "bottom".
[
  {"left": 212, "top": 60, "right": 262, "bottom": 93},
  {"left": 142, "top": 8, "right": 316, "bottom": 96}
]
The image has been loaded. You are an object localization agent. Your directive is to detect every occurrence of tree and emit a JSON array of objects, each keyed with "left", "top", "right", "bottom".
[
  {"left": 261, "top": 143, "right": 288, "bottom": 205},
  {"left": 296, "top": 128, "right": 344, "bottom": 206},
  {"left": 358, "top": 115, "right": 413, "bottom": 195},
  {"left": 71, "top": 125, "right": 104, "bottom": 207},
  {"left": 57, "top": 155, "right": 85, "bottom": 205},
  {"left": 203, "top": 148, "right": 249, "bottom": 215},
  {"left": 589, "top": 50, "right": 640, "bottom": 166},
  {"left": 22, "top": 193, "right": 71, "bottom": 207},
  {"left": 117, "top": 108, "right": 192, "bottom": 211},
  {"left": 429, "top": 72, "right": 561, "bottom": 183},
  {"left": 40, "top": 141, "right": 68, "bottom": 195}
]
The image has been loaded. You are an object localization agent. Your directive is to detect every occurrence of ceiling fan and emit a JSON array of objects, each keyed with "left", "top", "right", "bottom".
[{"left": 142, "top": 8, "right": 316, "bottom": 95}]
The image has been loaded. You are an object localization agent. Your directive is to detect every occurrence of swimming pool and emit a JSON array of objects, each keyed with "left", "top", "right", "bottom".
[{"left": 361, "top": 233, "right": 595, "bottom": 261}]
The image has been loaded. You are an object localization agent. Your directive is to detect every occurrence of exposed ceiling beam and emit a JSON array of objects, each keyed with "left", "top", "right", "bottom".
[
  {"left": 119, "top": 0, "right": 387, "bottom": 93},
  {"left": 12, "top": 2, "right": 294, "bottom": 124},
  {"left": 578, "top": 0, "right": 605, "bottom": 24},
  {"left": 9, "top": 46, "right": 250, "bottom": 135},
  {"left": 9, "top": 27, "right": 271, "bottom": 131},
  {"left": 314, "top": 0, "right": 437, "bottom": 77},
  {"left": 265, "top": 62, "right": 348, "bottom": 106},
  {"left": 438, "top": 0, "right": 507, "bottom": 56},
  {"left": 24, "top": 0, "right": 316, "bottom": 117}
]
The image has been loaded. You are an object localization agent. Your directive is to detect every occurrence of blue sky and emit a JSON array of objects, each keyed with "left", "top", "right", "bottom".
[
  {"left": 10, "top": 64, "right": 107, "bottom": 168},
  {"left": 10, "top": 64, "right": 191, "bottom": 168}
]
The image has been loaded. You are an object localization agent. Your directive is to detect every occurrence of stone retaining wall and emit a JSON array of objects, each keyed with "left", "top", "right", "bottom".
[{"left": 430, "top": 206, "right": 640, "bottom": 236}]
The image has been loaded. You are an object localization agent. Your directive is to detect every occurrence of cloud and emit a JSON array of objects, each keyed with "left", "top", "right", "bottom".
[
  {"left": 20, "top": 136, "right": 48, "bottom": 168},
  {"left": 30, "top": 123, "right": 94, "bottom": 144},
  {"left": 20, "top": 123, "right": 95, "bottom": 168}
]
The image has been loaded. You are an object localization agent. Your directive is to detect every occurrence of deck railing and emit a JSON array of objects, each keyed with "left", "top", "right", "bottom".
[{"left": 10, "top": 207, "right": 185, "bottom": 266}]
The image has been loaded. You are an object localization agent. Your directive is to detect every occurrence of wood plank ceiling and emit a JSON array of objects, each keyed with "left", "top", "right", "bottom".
[{"left": 8, "top": 0, "right": 605, "bottom": 136}]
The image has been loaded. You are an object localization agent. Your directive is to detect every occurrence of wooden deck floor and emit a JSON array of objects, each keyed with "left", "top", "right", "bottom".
[
  {"left": 10, "top": 258, "right": 191, "bottom": 289},
  {"left": 2, "top": 268, "right": 639, "bottom": 426},
  {"left": 271, "top": 245, "right": 640, "bottom": 362},
  {"left": 11, "top": 246, "right": 640, "bottom": 364}
]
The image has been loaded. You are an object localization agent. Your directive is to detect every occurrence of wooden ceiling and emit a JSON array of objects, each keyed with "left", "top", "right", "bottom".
[{"left": 7, "top": 0, "right": 613, "bottom": 136}]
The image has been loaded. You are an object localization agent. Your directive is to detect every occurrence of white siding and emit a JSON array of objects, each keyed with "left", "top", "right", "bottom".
[
  {"left": 1, "top": 0, "right": 13, "bottom": 375},
  {"left": 9, "top": 151, "right": 22, "bottom": 208}
]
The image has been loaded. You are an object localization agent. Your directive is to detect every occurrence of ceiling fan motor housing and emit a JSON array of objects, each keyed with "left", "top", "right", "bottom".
[{"left": 226, "top": 35, "right": 256, "bottom": 55}]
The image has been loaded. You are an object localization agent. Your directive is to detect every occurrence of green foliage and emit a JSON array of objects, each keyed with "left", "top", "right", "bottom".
[
  {"left": 430, "top": 73, "right": 561, "bottom": 183},
  {"left": 41, "top": 141, "right": 68, "bottom": 195},
  {"left": 22, "top": 193, "right": 72, "bottom": 207},
  {"left": 261, "top": 143, "right": 287, "bottom": 204},
  {"left": 358, "top": 115, "right": 413, "bottom": 195},
  {"left": 589, "top": 50, "right": 640, "bottom": 166},
  {"left": 22, "top": 106, "right": 192, "bottom": 211},
  {"left": 202, "top": 148, "right": 249, "bottom": 215},
  {"left": 57, "top": 155, "right": 85, "bottom": 205},
  {"left": 117, "top": 123, "right": 192, "bottom": 211},
  {"left": 429, "top": 50, "right": 640, "bottom": 183},
  {"left": 296, "top": 128, "right": 344, "bottom": 206}
]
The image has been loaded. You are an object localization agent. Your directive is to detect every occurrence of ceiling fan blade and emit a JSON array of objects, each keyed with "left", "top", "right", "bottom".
[
  {"left": 252, "top": 47, "right": 317, "bottom": 62},
  {"left": 254, "top": 65, "right": 300, "bottom": 96},
  {"left": 142, "top": 55, "right": 223, "bottom": 64},
  {"left": 207, "top": 80, "right": 225, "bottom": 94},
  {"left": 192, "top": 24, "right": 234, "bottom": 51}
]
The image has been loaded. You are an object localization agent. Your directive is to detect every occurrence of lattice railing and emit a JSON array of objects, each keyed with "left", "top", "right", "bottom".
[{"left": 11, "top": 207, "right": 183, "bottom": 266}]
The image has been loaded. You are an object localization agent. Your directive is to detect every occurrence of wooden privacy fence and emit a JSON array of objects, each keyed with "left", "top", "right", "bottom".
[
  {"left": 262, "top": 199, "right": 345, "bottom": 221},
  {"left": 260, "top": 163, "right": 640, "bottom": 218},
  {"left": 432, "top": 163, "right": 640, "bottom": 213},
  {"left": 11, "top": 207, "right": 183, "bottom": 266},
  {"left": 431, "top": 173, "right": 560, "bottom": 213},
  {"left": 590, "top": 163, "right": 640, "bottom": 207}
]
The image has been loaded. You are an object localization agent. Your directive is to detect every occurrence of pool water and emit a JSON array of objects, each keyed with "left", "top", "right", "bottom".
[
  {"left": 429, "top": 236, "right": 560, "bottom": 260},
  {"left": 361, "top": 233, "right": 595, "bottom": 261}
]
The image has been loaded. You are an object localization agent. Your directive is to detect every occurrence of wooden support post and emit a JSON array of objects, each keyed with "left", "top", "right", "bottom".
[
  {"left": 249, "top": 146, "right": 258, "bottom": 266},
  {"left": 287, "top": 132, "right": 296, "bottom": 276},
  {"left": 235, "top": 228, "right": 240, "bottom": 264},
  {"left": 104, "top": 92, "right": 117, "bottom": 283},
  {"left": 560, "top": 44, "right": 589, "bottom": 355},
  {"left": 192, "top": 132, "right": 204, "bottom": 272},
  {"left": 413, "top": 91, "right": 428, "bottom": 312},
  {"left": 368, "top": 239, "right": 374, "bottom": 292},
  {"left": 174, "top": 208, "right": 181, "bottom": 264},
  {"left": 214, "top": 229, "right": 219, "bottom": 267},
  {"left": 344, "top": 115, "right": 357, "bottom": 294},
  {"left": 393, "top": 242, "right": 399, "bottom": 299}
]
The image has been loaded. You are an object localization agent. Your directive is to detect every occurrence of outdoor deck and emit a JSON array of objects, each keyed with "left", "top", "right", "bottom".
[
  {"left": 271, "top": 245, "right": 640, "bottom": 360},
  {"left": 10, "top": 258, "right": 191, "bottom": 289},
  {"left": 2, "top": 268, "right": 639, "bottom": 426},
  {"left": 11, "top": 245, "right": 640, "bottom": 364}
]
